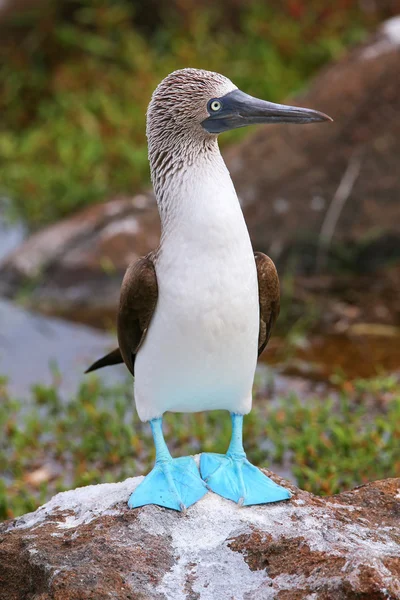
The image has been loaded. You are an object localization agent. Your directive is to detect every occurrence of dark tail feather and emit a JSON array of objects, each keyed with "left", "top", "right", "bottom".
[{"left": 85, "top": 348, "right": 123, "bottom": 373}]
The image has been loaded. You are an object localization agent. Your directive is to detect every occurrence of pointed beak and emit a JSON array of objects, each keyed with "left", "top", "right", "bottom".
[{"left": 202, "top": 89, "right": 332, "bottom": 134}]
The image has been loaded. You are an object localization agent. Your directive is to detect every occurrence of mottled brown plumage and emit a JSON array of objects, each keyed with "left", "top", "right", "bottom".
[{"left": 85, "top": 251, "right": 279, "bottom": 374}]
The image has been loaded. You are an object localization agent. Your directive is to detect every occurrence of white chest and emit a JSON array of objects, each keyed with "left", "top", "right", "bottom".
[
  {"left": 134, "top": 153, "right": 259, "bottom": 420},
  {"left": 157, "top": 217, "right": 257, "bottom": 340},
  {"left": 157, "top": 159, "right": 257, "bottom": 334}
]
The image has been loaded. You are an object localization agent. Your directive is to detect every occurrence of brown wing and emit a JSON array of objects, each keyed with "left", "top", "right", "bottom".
[
  {"left": 117, "top": 254, "right": 158, "bottom": 376},
  {"left": 85, "top": 254, "right": 158, "bottom": 376},
  {"left": 255, "top": 252, "right": 280, "bottom": 357}
]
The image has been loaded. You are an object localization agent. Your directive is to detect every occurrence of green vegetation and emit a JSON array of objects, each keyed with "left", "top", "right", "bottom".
[
  {"left": 1, "top": 372, "right": 399, "bottom": 521},
  {"left": 0, "top": 0, "right": 378, "bottom": 229}
]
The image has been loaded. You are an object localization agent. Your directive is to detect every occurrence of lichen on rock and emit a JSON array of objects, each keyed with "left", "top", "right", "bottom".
[{"left": 0, "top": 471, "right": 399, "bottom": 599}]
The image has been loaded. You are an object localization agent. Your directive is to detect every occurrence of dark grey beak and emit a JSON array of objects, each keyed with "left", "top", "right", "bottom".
[{"left": 202, "top": 88, "right": 332, "bottom": 134}]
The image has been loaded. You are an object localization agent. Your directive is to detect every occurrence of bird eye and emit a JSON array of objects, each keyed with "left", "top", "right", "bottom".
[{"left": 209, "top": 99, "right": 222, "bottom": 112}]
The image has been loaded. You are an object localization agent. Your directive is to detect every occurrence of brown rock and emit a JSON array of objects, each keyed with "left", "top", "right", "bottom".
[
  {"left": 0, "top": 474, "right": 399, "bottom": 599},
  {"left": 0, "top": 194, "right": 159, "bottom": 328},
  {"left": 229, "top": 17, "right": 400, "bottom": 274}
]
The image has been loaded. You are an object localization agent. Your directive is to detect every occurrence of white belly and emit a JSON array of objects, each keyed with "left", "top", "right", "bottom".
[{"left": 134, "top": 231, "right": 259, "bottom": 421}]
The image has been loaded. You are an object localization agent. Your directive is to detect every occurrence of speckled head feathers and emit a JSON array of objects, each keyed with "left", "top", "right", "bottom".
[
  {"left": 147, "top": 69, "right": 236, "bottom": 152},
  {"left": 146, "top": 69, "right": 237, "bottom": 196}
]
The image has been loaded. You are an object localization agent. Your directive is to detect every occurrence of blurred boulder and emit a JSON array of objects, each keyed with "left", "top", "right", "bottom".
[
  {"left": 229, "top": 16, "right": 400, "bottom": 274},
  {"left": 1, "top": 475, "right": 400, "bottom": 599},
  {"left": 0, "top": 194, "right": 159, "bottom": 328}
]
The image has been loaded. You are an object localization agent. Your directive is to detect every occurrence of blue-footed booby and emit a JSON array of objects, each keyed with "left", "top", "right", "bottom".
[{"left": 86, "top": 68, "right": 331, "bottom": 511}]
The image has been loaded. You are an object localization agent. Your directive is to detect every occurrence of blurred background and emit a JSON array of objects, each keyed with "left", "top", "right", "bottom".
[{"left": 1, "top": 0, "right": 400, "bottom": 519}]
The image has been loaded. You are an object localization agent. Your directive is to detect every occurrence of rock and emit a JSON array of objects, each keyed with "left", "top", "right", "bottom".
[
  {"left": 0, "top": 194, "right": 159, "bottom": 328},
  {"left": 228, "top": 16, "right": 400, "bottom": 273},
  {"left": 0, "top": 475, "right": 399, "bottom": 599}
]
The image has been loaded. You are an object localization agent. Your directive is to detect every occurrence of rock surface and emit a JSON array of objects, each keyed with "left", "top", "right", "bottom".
[
  {"left": 1, "top": 474, "right": 399, "bottom": 599},
  {"left": 228, "top": 16, "right": 400, "bottom": 273}
]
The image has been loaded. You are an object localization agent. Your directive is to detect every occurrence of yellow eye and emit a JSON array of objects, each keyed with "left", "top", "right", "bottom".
[{"left": 209, "top": 100, "right": 222, "bottom": 112}]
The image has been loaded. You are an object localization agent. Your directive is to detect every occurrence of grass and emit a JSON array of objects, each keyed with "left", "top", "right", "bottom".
[
  {"left": 0, "top": 0, "right": 376, "bottom": 229},
  {"left": 1, "top": 371, "right": 399, "bottom": 521}
]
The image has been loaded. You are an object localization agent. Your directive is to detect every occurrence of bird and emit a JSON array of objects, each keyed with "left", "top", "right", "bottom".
[{"left": 86, "top": 68, "right": 332, "bottom": 511}]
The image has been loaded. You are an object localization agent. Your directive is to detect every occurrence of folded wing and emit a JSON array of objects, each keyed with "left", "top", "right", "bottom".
[
  {"left": 85, "top": 254, "right": 158, "bottom": 376},
  {"left": 255, "top": 252, "right": 280, "bottom": 357},
  {"left": 85, "top": 251, "right": 278, "bottom": 373}
]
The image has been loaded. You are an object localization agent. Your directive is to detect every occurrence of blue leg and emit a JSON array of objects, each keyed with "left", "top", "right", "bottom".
[
  {"left": 200, "top": 413, "right": 291, "bottom": 506},
  {"left": 128, "top": 418, "right": 207, "bottom": 511}
]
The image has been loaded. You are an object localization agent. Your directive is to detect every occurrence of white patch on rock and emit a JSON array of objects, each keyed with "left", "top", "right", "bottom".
[
  {"left": 132, "top": 194, "right": 152, "bottom": 209},
  {"left": 273, "top": 197, "right": 290, "bottom": 214},
  {"left": 140, "top": 493, "right": 266, "bottom": 600},
  {"left": 100, "top": 217, "right": 140, "bottom": 239},
  {"left": 325, "top": 502, "right": 357, "bottom": 511},
  {"left": 9, "top": 477, "right": 142, "bottom": 531},
  {"left": 382, "top": 16, "right": 400, "bottom": 46},
  {"left": 362, "top": 16, "right": 400, "bottom": 60},
  {"left": 104, "top": 199, "right": 130, "bottom": 217},
  {"left": 311, "top": 195, "right": 326, "bottom": 211},
  {"left": 136, "top": 484, "right": 400, "bottom": 599}
]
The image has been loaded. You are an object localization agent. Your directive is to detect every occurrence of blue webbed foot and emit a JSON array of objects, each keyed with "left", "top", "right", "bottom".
[
  {"left": 200, "top": 452, "right": 291, "bottom": 506},
  {"left": 128, "top": 456, "right": 208, "bottom": 511}
]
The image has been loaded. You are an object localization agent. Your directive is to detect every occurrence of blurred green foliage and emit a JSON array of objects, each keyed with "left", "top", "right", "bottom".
[
  {"left": 0, "top": 0, "right": 384, "bottom": 229},
  {"left": 1, "top": 372, "right": 399, "bottom": 520}
]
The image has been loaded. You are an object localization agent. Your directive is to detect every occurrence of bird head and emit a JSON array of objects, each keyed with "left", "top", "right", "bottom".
[{"left": 147, "top": 68, "right": 332, "bottom": 143}]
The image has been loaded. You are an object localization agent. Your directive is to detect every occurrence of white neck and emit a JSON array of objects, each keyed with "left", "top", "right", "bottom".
[{"left": 151, "top": 140, "right": 250, "bottom": 255}]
